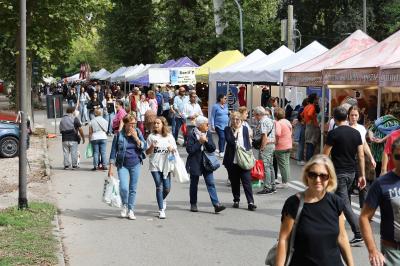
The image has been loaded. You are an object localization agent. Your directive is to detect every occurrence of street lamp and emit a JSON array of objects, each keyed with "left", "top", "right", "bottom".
[
  {"left": 363, "top": 0, "right": 367, "bottom": 33},
  {"left": 233, "top": 0, "right": 244, "bottom": 53}
]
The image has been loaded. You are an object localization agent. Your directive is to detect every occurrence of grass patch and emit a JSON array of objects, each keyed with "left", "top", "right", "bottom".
[{"left": 0, "top": 202, "right": 58, "bottom": 266}]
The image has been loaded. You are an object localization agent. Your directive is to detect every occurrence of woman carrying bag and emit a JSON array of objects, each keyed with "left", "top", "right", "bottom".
[
  {"left": 223, "top": 111, "right": 257, "bottom": 211},
  {"left": 146, "top": 117, "right": 177, "bottom": 219},
  {"left": 186, "top": 116, "right": 226, "bottom": 213},
  {"left": 275, "top": 154, "right": 354, "bottom": 266}
]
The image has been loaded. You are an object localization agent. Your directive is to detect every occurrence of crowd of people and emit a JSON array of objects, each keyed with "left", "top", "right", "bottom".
[{"left": 57, "top": 81, "right": 400, "bottom": 265}]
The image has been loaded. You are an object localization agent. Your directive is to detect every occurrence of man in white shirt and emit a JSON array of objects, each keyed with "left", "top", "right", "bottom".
[{"left": 184, "top": 92, "right": 203, "bottom": 137}]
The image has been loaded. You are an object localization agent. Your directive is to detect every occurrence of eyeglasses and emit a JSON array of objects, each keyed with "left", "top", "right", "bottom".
[
  {"left": 394, "top": 154, "right": 400, "bottom": 160},
  {"left": 307, "top": 171, "right": 329, "bottom": 181},
  {"left": 232, "top": 118, "right": 241, "bottom": 121}
]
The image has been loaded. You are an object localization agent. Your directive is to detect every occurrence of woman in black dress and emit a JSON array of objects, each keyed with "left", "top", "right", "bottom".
[{"left": 276, "top": 154, "right": 354, "bottom": 266}]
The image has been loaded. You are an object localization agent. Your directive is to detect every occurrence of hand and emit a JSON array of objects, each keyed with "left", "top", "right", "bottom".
[
  {"left": 199, "top": 135, "right": 207, "bottom": 144},
  {"left": 108, "top": 167, "right": 113, "bottom": 177},
  {"left": 373, "top": 138, "right": 385, "bottom": 144},
  {"left": 167, "top": 145, "right": 175, "bottom": 153},
  {"left": 371, "top": 158, "right": 377, "bottom": 169},
  {"left": 358, "top": 176, "right": 366, "bottom": 189},
  {"left": 368, "top": 249, "right": 385, "bottom": 266},
  {"left": 131, "top": 128, "right": 138, "bottom": 139}
]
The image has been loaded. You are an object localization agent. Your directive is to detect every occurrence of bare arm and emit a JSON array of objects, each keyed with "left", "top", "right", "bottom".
[
  {"left": 337, "top": 213, "right": 354, "bottom": 266},
  {"left": 323, "top": 144, "right": 332, "bottom": 156},
  {"left": 276, "top": 215, "right": 294, "bottom": 266},
  {"left": 89, "top": 126, "right": 93, "bottom": 140},
  {"left": 78, "top": 127, "right": 85, "bottom": 144},
  {"left": 360, "top": 204, "right": 385, "bottom": 266},
  {"left": 363, "top": 142, "right": 376, "bottom": 168},
  {"left": 381, "top": 152, "right": 389, "bottom": 176},
  {"left": 357, "top": 144, "right": 366, "bottom": 189}
]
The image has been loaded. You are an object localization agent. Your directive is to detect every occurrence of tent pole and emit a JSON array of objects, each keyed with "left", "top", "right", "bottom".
[
  {"left": 377, "top": 86, "right": 382, "bottom": 117},
  {"left": 250, "top": 82, "right": 254, "bottom": 126},
  {"left": 320, "top": 85, "right": 326, "bottom": 153},
  {"left": 282, "top": 83, "right": 285, "bottom": 108},
  {"left": 328, "top": 87, "right": 332, "bottom": 119}
]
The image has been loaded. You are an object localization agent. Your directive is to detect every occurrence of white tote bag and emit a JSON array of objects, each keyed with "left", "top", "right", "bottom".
[
  {"left": 172, "top": 151, "right": 190, "bottom": 183},
  {"left": 102, "top": 176, "right": 122, "bottom": 208}
]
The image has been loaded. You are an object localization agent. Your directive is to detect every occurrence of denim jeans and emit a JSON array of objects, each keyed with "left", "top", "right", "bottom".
[
  {"left": 118, "top": 163, "right": 141, "bottom": 211},
  {"left": 274, "top": 149, "right": 291, "bottom": 183},
  {"left": 335, "top": 172, "right": 361, "bottom": 237},
  {"left": 306, "top": 143, "right": 315, "bottom": 161},
  {"left": 171, "top": 113, "right": 176, "bottom": 136},
  {"left": 260, "top": 144, "right": 276, "bottom": 189},
  {"left": 68, "top": 100, "right": 75, "bottom": 107},
  {"left": 297, "top": 124, "right": 305, "bottom": 161},
  {"left": 215, "top": 127, "right": 226, "bottom": 153},
  {"left": 89, "top": 112, "right": 95, "bottom": 121},
  {"left": 91, "top": 139, "right": 107, "bottom": 168},
  {"left": 173, "top": 117, "right": 185, "bottom": 141},
  {"left": 190, "top": 172, "right": 219, "bottom": 206},
  {"left": 79, "top": 101, "right": 89, "bottom": 122},
  {"left": 151, "top": 171, "right": 171, "bottom": 210},
  {"left": 103, "top": 112, "right": 115, "bottom": 134},
  {"left": 62, "top": 141, "right": 78, "bottom": 167}
]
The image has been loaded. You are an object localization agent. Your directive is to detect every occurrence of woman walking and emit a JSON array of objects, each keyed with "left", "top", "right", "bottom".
[
  {"left": 274, "top": 107, "right": 293, "bottom": 188},
  {"left": 108, "top": 114, "right": 146, "bottom": 220},
  {"left": 223, "top": 112, "right": 256, "bottom": 211},
  {"left": 210, "top": 94, "right": 229, "bottom": 157},
  {"left": 276, "top": 154, "right": 354, "bottom": 266},
  {"left": 78, "top": 86, "right": 90, "bottom": 124},
  {"left": 112, "top": 100, "right": 127, "bottom": 134},
  {"left": 89, "top": 109, "right": 108, "bottom": 170},
  {"left": 147, "top": 90, "right": 158, "bottom": 114},
  {"left": 186, "top": 116, "right": 226, "bottom": 213},
  {"left": 146, "top": 117, "right": 176, "bottom": 219},
  {"left": 87, "top": 92, "right": 102, "bottom": 120},
  {"left": 137, "top": 94, "right": 150, "bottom": 136},
  {"left": 103, "top": 92, "right": 116, "bottom": 135}
]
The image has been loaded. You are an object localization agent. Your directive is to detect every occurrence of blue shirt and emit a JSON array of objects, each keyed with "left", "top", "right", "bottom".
[
  {"left": 365, "top": 171, "right": 400, "bottom": 242},
  {"left": 210, "top": 103, "right": 229, "bottom": 130},
  {"left": 123, "top": 137, "right": 141, "bottom": 167}
]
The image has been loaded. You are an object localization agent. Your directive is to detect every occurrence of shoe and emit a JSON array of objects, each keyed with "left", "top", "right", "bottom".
[
  {"left": 159, "top": 210, "right": 166, "bottom": 219},
  {"left": 219, "top": 152, "right": 225, "bottom": 158},
  {"left": 349, "top": 237, "right": 364, "bottom": 247},
  {"left": 275, "top": 179, "right": 281, "bottom": 184},
  {"left": 232, "top": 202, "right": 239, "bottom": 208},
  {"left": 248, "top": 203, "right": 257, "bottom": 211},
  {"left": 91, "top": 168, "right": 97, "bottom": 171},
  {"left": 190, "top": 204, "right": 198, "bottom": 212},
  {"left": 226, "top": 179, "right": 231, "bottom": 187},
  {"left": 128, "top": 210, "right": 136, "bottom": 220},
  {"left": 257, "top": 187, "right": 274, "bottom": 195},
  {"left": 214, "top": 204, "right": 226, "bottom": 213},
  {"left": 276, "top": 183, "right": 289, "bottom": 189},
  {"left": 72, "top": 166, "right": 79, "bottom": 170},
  {"left": 64, "top": 166, "right": 70, "bottom": 170},
  {"left": 121, "top": 205, "right": 128, "bottom": 218},
  {"left": 162, "top": 199, "right": 167, "bottom": 211}
]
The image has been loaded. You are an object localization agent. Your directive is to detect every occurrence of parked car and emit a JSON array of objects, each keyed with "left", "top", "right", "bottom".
[{"left": 0, "top": 120, "right": 30, "bottom": 158}]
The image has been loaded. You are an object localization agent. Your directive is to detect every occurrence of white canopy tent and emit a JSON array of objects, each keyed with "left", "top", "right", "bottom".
[
  {"left": 115, "top": 64, "right": 147, "bottom": 82},
  {"left": 65, "top": 73, "right": 81, "bottom": 83},
  {"left": 100, "top": 66, "right": 126, "bottom": 81},
  {"left": 127, "top": 64, "right": 161, "bottom": 83},
  {"left": 90, "top": 68, "right": 111, "bottom": 80}
]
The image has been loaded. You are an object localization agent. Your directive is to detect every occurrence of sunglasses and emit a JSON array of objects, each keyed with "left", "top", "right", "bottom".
[
  {"left": 394, "top": 154, "right": 400, "bottom": 160},
  {"left": 307, "top": 171, "right": 329, "bottom": 181}
]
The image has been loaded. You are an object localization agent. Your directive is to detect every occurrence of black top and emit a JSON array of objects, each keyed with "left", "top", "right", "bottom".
[
  {"left": 326, "top": 125, "right": 362, "bottom": 174},
  {"left": 106, "top": 102, "right": 115, "bottom": 114},
  {"left": 281, "top": 193, "right": 344, "bottom": 266},
  {"left": 185, "top": 130, "right": 216, "bottom": 176}
]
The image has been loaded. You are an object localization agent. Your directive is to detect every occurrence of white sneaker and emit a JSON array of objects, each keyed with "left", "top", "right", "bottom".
[
  {"left": 162, "top": 199, "right": 167, "bottom": 211},
  {"left": 159, "top": 210, "right": 166, "bottom": 219},
  {"left": 219, "top": 152, "right": 225, "bottom": 158},
  {"left": 128, "top": 210, "right": 136, "bottom": 220},
  {"left": 120, "top": 205, "right": 128, "bottom": 218}
]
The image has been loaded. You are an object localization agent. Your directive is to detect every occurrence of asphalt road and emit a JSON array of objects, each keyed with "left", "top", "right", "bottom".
[{"left": 35, "top": 109, "right": 379, "bottom": 266}]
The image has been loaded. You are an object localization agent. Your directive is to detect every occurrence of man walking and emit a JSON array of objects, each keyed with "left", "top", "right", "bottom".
[
  {"left": 173, "top": 86, "right": 188, "bottom": 144},
  {"left": 323, "top": 106, "right": 366, "bottom": 246},
  {"left": 360, "top": 137, "right": 400, "bottom": 266},
  {"left": 60, "top": 106, "right": 85, "bottom": 169},
  {"left": 183, "top": 92, "right": 203, "bottom": 137}
]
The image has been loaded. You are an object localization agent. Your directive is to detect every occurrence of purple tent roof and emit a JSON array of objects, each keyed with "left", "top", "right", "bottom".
[
  {"left": 161, "top": 59, "right": 176, "bottom": 68},
  {"left": 170, "top": 57, "right": 198, "bottom": 67},
  {"left": 131, "top": 75, "right": 150, "bottom": 86}
]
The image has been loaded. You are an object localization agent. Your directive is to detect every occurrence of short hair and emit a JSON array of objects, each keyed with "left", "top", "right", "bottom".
[
  {"left": 147, "top": 90, "right": 155, "bottom": 98},
  {"left": 122, "top": 114, "right": 136, "bottom": 124},
  {"left": 275, "top": 107, "right": 285, "bottom": 120},
  {"left": 253, "top": 106, "right": 266, "bottom": 115},
  {"left": 348, "top": 105, "right": 361, "bottom": 116},
  {"left": 333, "top": 106, "right": 348, "bottom": 122},
  {"left": 217, "top": 94, "right": 225, "bottom": 103},
  {"left": 153, "top": 116, "right": 170, "bottom": 137},
  {"left": 94, "top": 109, "right": 102, "bottom": 117},
  {"left": 116, "top": 100, "right": 124, "bottom": 107},
  {"left": 302, "top": 154, "right": 337, "bottom": 192},
  {"left": 391, "top": 137, "right": 400, "bottom": 153},
  {"left": 66, "top": 106, "right": 75, "bottom": 114}
]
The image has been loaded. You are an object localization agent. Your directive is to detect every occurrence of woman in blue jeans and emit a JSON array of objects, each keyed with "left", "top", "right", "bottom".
[
  {"left": 108, "top": 114, "right": 146, "bottom": 220},
  {"left": 89, "top": 109, "right": 109, "bottom": 170},
  {"left": 210, "top": 94, "right": 229, "bottom": 157},
  {"left": 186, "top": 116, "right": 226, "bottom": 213},
  {"left": 146, "top": 117, "right": 177, "bottom": 219}
]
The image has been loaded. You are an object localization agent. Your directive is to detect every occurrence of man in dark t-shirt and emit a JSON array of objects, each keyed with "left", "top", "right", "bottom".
[
  {"left": 323, "top": 106, "right": 366, "bottom": 246},
  {"left": 360, "top": 138, "right": 400, "bottom": 266}
]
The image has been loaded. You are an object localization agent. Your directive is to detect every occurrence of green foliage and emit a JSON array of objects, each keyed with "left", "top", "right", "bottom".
[{"left": 0, "top": 202, "right": 58, "bottom": 265}]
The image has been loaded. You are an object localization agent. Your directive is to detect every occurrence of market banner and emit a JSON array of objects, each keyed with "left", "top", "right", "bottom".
[
  {"left": 379, "top": 67, "right": 400, "bottom": 87},
  {"left": 323, "top": 67, "right": 379, "bottom": 86},
  {"left": 149, "top": 68, "right": 170, "bottom": 84},
  {"left": 216, "top": 82, "right": 239, "bottom": 111},
  {"left": 283, "top": 71, "right": 323, "bottom": 87},
  {"left": 170, "top": 68, "right": 196, "bottom": 86}
]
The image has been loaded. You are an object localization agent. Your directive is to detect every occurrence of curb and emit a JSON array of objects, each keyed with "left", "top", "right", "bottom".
[
  {"left": 52, "top": 213, "right": 66, "bottom": 266},
  {"left": 42, "top": 135, "right": 51, "bottom": 177}
]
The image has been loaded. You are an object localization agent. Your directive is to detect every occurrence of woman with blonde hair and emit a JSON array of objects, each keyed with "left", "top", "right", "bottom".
[
  {"left": 147, "top": 90, "right": 158, "bottom": 114},
  {"left": 238, "top": 106, "right": 252, "bottom": 138},
  {"left": 146, "top": 116, "right": 176, "bottom": 219},
  {"left": 276, "top": 154, "right": 354, "bottom": 266}
]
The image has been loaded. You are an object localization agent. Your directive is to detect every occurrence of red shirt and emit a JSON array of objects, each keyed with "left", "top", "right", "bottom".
[{"left": 384, "top": 129, "right": 400, "bottom": 172}]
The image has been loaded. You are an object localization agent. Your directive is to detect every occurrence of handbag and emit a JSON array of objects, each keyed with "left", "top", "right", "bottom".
[
  {"left": 251, "top": 159, "right": 264, "bottom": 180},
  {"left": 236, "top": 144, "right": 256, "bottom": 170},
  {"left": 172, "top": 151, "right": 190, "bottom": 183},
  {"left": 85, "top": 142, "right": 93, "bottom": 159},
  {"left": 265, "top": 192, "right": 305, "bottom": 266},
  {"left": 202, "top": 150, "right": 221, "bottom": 172}
]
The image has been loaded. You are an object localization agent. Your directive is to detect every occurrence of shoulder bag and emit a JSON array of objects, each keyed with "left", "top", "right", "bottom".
[
  {"left": 235, "top": 129, "right": 255, "bottom": 170},
  {"left": 265, "top": 192, "right": 305, "bottom": 266}
]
